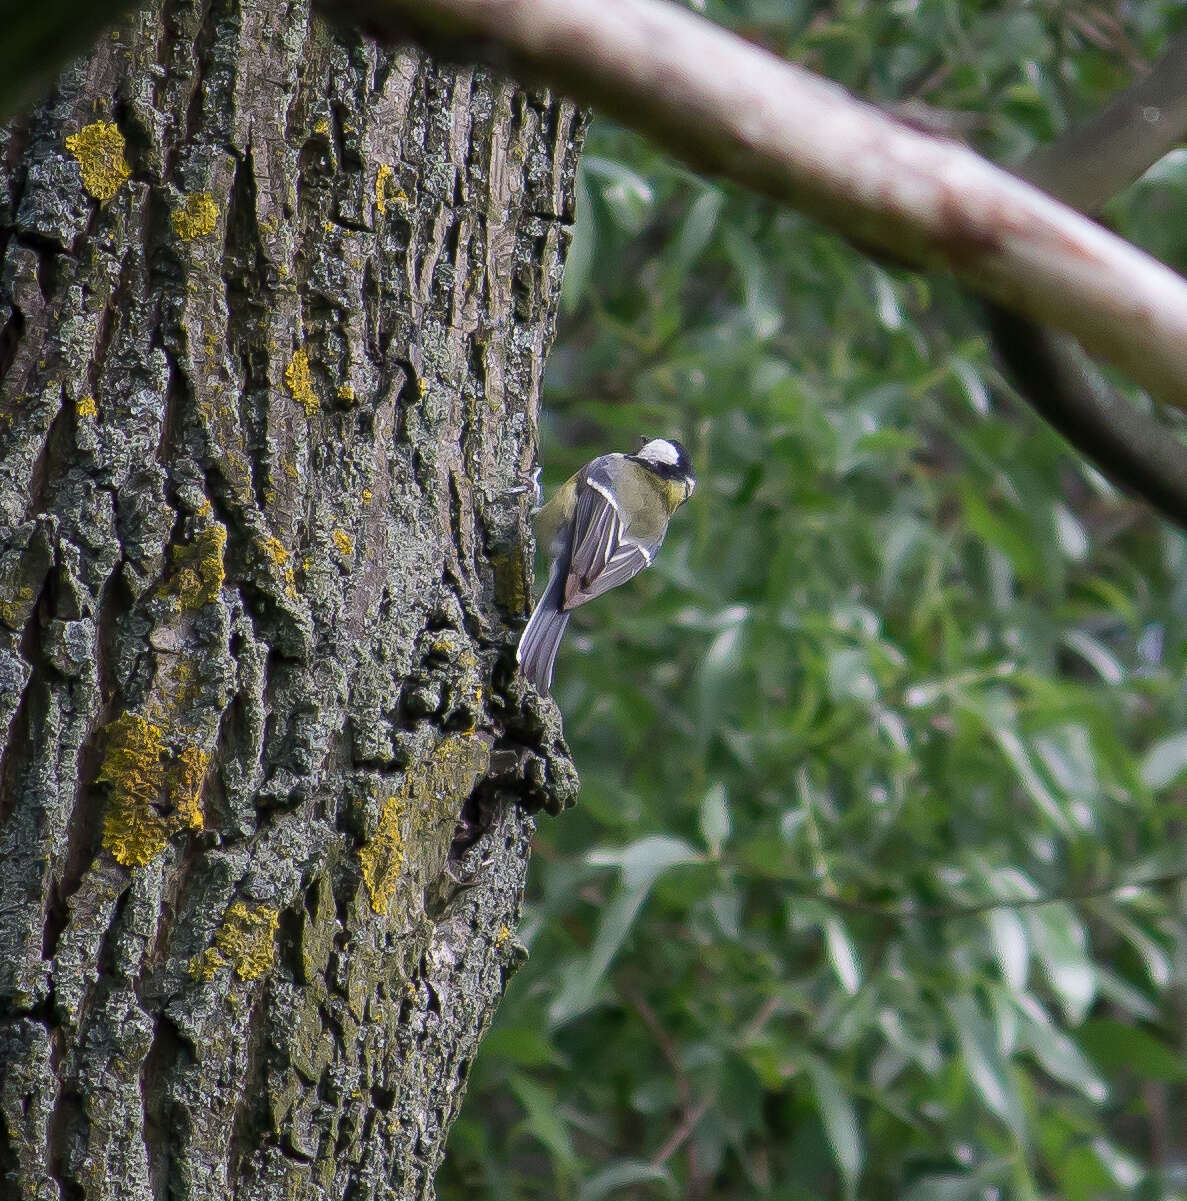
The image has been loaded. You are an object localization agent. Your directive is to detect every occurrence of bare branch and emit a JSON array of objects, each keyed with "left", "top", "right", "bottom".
[
  {"left": 990, "top": 34, "right": 1187, "bottom": 531},
  {"left": 985, "top": 303, "right": 1187, "bottom": 530},
  {"left": 1020, "top": 30, "right": 1187, "bottom": 213},
  {"left": 352, "top": 0, "right": 1187, "bottom": 412}
]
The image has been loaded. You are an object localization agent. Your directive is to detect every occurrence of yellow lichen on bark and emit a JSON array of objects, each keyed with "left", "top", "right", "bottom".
[
  {"left": 216, "top": 903, "right": 280, "bottom": 979},
  {"left": 99, "top": 713, "right": 168, "bottom": 867},
  {"left": 358, "top": 733, "right": 490, "bottom": 915},
  {"left": 99, "top": 714, "right": 210, "bottom": 866},
  {"left": 259, "top": 535, "right": 289, "bottom": 566},
  {"left": 420, "top": 734, "right": 490, "bottom": 810},
  {"left": 190, "top": 902, "right": 280, "bottom": 981},
  {"left": 169, "top": 746, "right": 210, "bottom": 831},
  {"left": 257, "top": 533, "right": 298, "bottom": 596},
  {"left": 285, "top": 348, "right": 319, "bottom": 416},
  {"left": 359, "top": 795, "right": 405, "bottom": 915},
  {"left": 375, "top": 163, "right": 394, "bottom": 216},
  {"left": 171, "top": 192, "right": 219, "bottom": 240},
  {"left": 331, "top": 529, "right": 354, "bottom": 556},
  {"left": 76, "top": 395, "right": 98, "bottom": 418},
  {"left": 65, "top": 121, "right": 131, "bottom": 201},
  {"left": 170, "top": 524, "right": 226, "bottom": 608}
]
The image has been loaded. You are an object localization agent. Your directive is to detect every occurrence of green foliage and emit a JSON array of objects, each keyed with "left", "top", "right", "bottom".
[{"left": 443, "top": 4, "right": 1187, "bottom": 1199}]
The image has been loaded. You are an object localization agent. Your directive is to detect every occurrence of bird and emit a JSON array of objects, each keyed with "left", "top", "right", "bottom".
[{"left": 516, "top": 437, "right": 696, "bottom": 695}]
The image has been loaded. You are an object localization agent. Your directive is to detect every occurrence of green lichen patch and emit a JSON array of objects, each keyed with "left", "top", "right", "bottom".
[
  {"left": 65, "top": 121, "right": 131, "bottom": 201},
  {"left": 358, "top": 733, "right": 490, "bottom": 914},
  {"left": 171, "top": 192, "right": 219, "bottom": 240},
  {"left": 255, "top": 533, "right": 298, "bottom": 598},
  {"left": 190, "top": 901, "right": 280, "bottom": 981},
  {"left": 298, "top": 875, "right": 337, "bottom": 983},
  {"left": 0, "top": 524, "right": 53, "bottom": 631},
  {"left": 413, "top": 734, "right": 490, "bottom": 822},
  {"left": 169, "top": 524, "right": 227, "bottom": 608},
  {"left": 491, "top": 549, "right": 531, "bottom": 616},
  {"left": 0, "top": 585, "right": 34, "bottom": 630},
  {"left": 286, "top": 347, "right": 319, "bottom": 416},
  {"left": 98, "top": 713, "right": 210, "bottom": 867}
]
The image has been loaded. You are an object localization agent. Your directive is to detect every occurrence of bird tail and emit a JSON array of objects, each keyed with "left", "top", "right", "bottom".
[{"left": 517, "top": 562, "right": 570, "bottom": 695}]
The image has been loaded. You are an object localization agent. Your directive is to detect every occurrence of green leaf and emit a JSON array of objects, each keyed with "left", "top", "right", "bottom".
[
  {"left": 987, "top": 908, "right": 1028, "bottom": 992},
  {"left": 550, "top": 838, "right": 703, "bottom": 1026},
  {"left": 1027, "top": 906, "right": 1095, "bottom": 1024},
  {"left": 670, "top": 188, "right": 724, "bottom": 272},
  {"left": 824, "top": 915, "right": 862, "bottom": 996},
  {"left": 807, "top": 1057, "right": 863, "bottom": 1192},
  {"left": 576, "top": 1161, "right": 676, "bottom": 1201},
  {"left": 592, "top": 835, "right": 703, "bottom": 893},
  {"left": 946, "top": 995, "right": 1025, "bottom": 1137},
  {"left": 699, "top": 781, "right": 730, "bottom": 856},
  {"left": 583, "top": 155, "right": 655, "bottom": 232},
  {"left": 548, "top": 887, "right": 649, "bottom": 1028},
  {"left": 509, "top": 1073, "right": 576, "bottom": 1169},
  {"left": 1078, "top": 1020, "right": 1187, "bottom": 1082},
  {"left": 958, "top": 483, "right": 1043, "bottom": 582},
  {"left": 1018, "top": 1008, "right": 1107, "bottom": 1102},
  {"left": 1140, "top": 731, "right": 1187, "bottom": 790}
]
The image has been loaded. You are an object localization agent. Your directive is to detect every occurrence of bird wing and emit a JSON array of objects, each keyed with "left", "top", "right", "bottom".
[{"left": 563, "top": 474, "right": 654, "bottom": 609}]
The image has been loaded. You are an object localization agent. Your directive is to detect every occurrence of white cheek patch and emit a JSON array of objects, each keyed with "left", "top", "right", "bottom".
[
  {"left": 586, "top": 477, "right": 623, "bottom": 515},
  {"left": 637, "top": 439, "right": 681, "bottom": 467}
]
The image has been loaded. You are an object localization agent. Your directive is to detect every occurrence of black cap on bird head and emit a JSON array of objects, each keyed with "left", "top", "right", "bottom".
[{"left": 632, "top": 437, "right": 694, "bottom": 486}]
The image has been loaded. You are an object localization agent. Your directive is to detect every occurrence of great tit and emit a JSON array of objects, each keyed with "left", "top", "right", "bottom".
[{"left": 517, "top": 437, "right": 696, "bottom": 694}]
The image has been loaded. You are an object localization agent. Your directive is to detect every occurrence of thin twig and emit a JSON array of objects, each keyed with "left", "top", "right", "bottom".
[
  {"left": 616, "top": 976, "right": 709, "bottom": 1189},
  {"left": 651, "top": 1094, "right": 712, "bottom": 1168},
  {"left": 782, "top": 866, "right": 1187, "bottom": 923}
]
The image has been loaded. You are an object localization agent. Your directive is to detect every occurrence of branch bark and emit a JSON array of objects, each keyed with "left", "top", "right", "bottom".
[
  {"left": 986, "top": 32, "right": 1187, "bottom": 530},
  {"left": 1019, "top": 29, "right": 1187, "bottom": 213},
  {"left": 340, "top": 0, "right": 1187, "bottom": 415}
]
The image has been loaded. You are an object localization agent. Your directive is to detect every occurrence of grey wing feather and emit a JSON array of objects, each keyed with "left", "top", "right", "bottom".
[
  {"left": 564, "top": 477, "right": 653, "bottom": 608},
  {"left": 516, "top": 558, "right": 570, "bottom": 695}
]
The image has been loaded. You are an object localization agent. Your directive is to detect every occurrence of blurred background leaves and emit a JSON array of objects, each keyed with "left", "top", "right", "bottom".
[{"left": 442, "top": 2, "right": 1187, "bottom": 1198}]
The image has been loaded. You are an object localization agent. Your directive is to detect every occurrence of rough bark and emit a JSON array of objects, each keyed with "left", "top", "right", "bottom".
[{"left": 0, "top": 2, "right": 580, "bottom": 1198}]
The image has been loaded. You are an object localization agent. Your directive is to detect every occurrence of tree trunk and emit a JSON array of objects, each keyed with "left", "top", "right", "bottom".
[{"left": 0, "top": 2, "right": 580, "bottom": 1198}]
